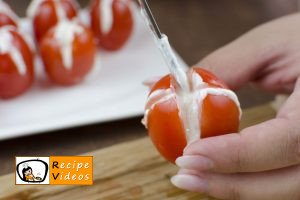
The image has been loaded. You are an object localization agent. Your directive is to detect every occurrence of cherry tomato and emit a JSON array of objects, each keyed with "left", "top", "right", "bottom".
[
  {"left": 90, "top": 0, "right": 133, "bottom": 50},
  {"left": 0, "top": 27, "right": 34, "bottom": 99},
  {"left": 27, "top": 0, "right": 78, "bottom": 42},
  {"left": 40, "top": 21, "right": 96, "bottom": 85},
  {"left": 144, "top": 68, "right": 241, "bottom": 163},
  {"left": 0, "top": 1, "right": 18, "bottom": 27}
]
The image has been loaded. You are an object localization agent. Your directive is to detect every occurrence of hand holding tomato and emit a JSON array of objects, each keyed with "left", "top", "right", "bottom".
[{"left": 171, "top": 13, "right": 300, "bottom": 200}]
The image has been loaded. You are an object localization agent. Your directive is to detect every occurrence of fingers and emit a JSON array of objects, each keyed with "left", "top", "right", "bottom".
[
  {"left": 277, "top": 77, "right": 300, "bottom": 119},
  {"left": 197, "top": 28, "right": 278, "bottom": 90},
  {"left": 172, "top": 165, "right": 300, "bottom": 200},
  {"left": 197, "top": 14, "right": 300, "bottom": 90},
  {"left": 181, "top": 118, "right": 300, "bottom": 173}
]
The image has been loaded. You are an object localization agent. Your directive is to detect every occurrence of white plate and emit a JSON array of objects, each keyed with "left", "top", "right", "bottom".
[{"left": 0, "top": 6, "right": 187, "bottom": 140}]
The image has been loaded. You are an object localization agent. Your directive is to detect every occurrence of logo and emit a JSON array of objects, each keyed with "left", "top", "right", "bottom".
[
  {"left": 16, "top": 157, "right": 49, "bottom": 185},
  {"left": 16, "top": 156, "right": 93, "bottom": 185}
]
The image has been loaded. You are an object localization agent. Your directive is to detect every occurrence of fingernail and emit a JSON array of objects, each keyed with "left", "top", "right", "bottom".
[
  {"left": 171, "top": 174, "right": 208, "bottom": 193},
  {"left": 175, "top": 156, "right": 213, "bottom": 171}
]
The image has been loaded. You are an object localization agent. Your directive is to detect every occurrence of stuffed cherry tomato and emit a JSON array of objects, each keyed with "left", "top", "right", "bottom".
[
  {"left": 143, "top": 68, "right": 241, "bottom": 163},
  {"left": 27, "top": 0, "right": 79, "bottom": 42},
  {"left": 40, "top": 20, "right": 96, "bottom": 85},
  {"left": 0, "top": 27, "right": 34, "bottom": 98},
  {"left": 0, "top": 0, "right": 19, "bottom": 27},
  {"left": 90, "top": 0, "right": 133, "bottom": 50}
]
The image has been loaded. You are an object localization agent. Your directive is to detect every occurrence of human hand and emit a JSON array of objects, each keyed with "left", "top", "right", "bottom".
[{"left": 171, "top": 13, "right": 300, "bottom": 200}]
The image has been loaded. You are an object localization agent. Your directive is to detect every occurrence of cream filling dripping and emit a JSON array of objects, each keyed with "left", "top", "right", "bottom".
[
  {"left": 98, "top": 0, "right": 114, "bottom": 35},
  {"left": 53, "top": 20, "right": 83, "bottom": 69}
]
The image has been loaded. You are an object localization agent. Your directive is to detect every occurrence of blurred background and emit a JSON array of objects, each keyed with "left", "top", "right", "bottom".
[{"left": 0, "top": 0, "right": 298, "bottom": 175}]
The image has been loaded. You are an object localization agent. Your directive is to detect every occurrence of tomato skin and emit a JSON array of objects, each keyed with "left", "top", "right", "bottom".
[
  {"left": 31, "top": 0, "right": 78, "bottom": 42},
  {"left": 40, "top": 24, "right": 96, "bottom": 85},
  {"left": 90, "top": 0, "right": 133, "bottom": 50},
  {"left": 148, "top": 97, "right": 187, "bottom": 163},
  {"left": 201, "top": 94, "right": 240, "bottom": 138},
  {"left": 0, "top": 29, "right": 34, "bottom": 99},
  {"left": 150, "top": 75, "right": 172, "bottom": 93},
  {"left": 145, "top": 68, "right": 240, "bottom": 163},
  {"left": 0, "top": 13, "right": 17, "bottom": 28}
]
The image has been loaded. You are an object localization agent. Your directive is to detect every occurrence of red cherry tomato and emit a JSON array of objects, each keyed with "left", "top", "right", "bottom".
[
  {"left": 28, "top": 0, "right": 78, "bottom": 42},
  {"left": 40, "top": 21, "right": 96, "bottom": 85},
  {"left": 90, "top": 0, "right": 133, "bottom": 50},
  {"left": 0, "top": 27, "right": 34, "bottom": 99},
  {"left": 0, "top": 1, "right": 18, "bottom": 27},
  {"left": 144, "top": 68, "right": 241, "bottom": 163}
]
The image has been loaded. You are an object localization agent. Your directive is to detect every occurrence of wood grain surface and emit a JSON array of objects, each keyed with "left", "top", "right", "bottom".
[{"left": 0, "top": 104, "right": 276, "bottom": 200}]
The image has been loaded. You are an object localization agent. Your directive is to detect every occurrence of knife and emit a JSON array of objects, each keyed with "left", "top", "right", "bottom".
[{"left": 137, "top": 0, "right": 190, "bottom": 92}]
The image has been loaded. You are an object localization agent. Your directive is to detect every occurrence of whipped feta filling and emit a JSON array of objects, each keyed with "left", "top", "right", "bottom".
[
  {"left": 176, "top": 89, "right": 201, "bottom": 144},
  {"left": 0, "top": 27, "right": 27, "bottom": 75},
  {"left": 53, "top": 20, "right": 83, "bottom": 69},
  {"left": 98, "top": 0, "right": 114, "bottom": 35}
]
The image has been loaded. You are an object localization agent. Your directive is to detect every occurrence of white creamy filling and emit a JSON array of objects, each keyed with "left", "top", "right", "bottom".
[
  {"left": 0, "top": 0, "right": 18, "bottom": 24},
  {"left": 0, "top": 27, "right": 27, "bottom": 75},
  {"left": 99, "top": 0, "right": 114, "bottom": 34},
  {"left": 53, "top": 20, "right": 83, "bottom": 70},
  {"left": 176, "top": 90, "right": 201, "bottom": 144}
]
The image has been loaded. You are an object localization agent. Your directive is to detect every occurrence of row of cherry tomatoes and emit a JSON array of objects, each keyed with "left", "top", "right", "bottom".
[{"left": 0, "top": 0, "right": 133, "bottom": 99}]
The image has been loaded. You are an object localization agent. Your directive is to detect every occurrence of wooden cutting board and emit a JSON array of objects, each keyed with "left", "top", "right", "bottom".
[{"left": 0, "top": 104, "right": 277, "bottom": 200}]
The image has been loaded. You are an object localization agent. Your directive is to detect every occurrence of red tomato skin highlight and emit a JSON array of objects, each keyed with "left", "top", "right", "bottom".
[
  {"left": 40, "top": 25, "right": 96, "bottom": 85},
  {"left": 0, "top": 30, "right": 34, "bottom": 99},
  {"left": 32, "top": 0, "right": 78, "bottom": 42},
  {"left": 90, "top": 0, "right": 133, "bottom": 50}
]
